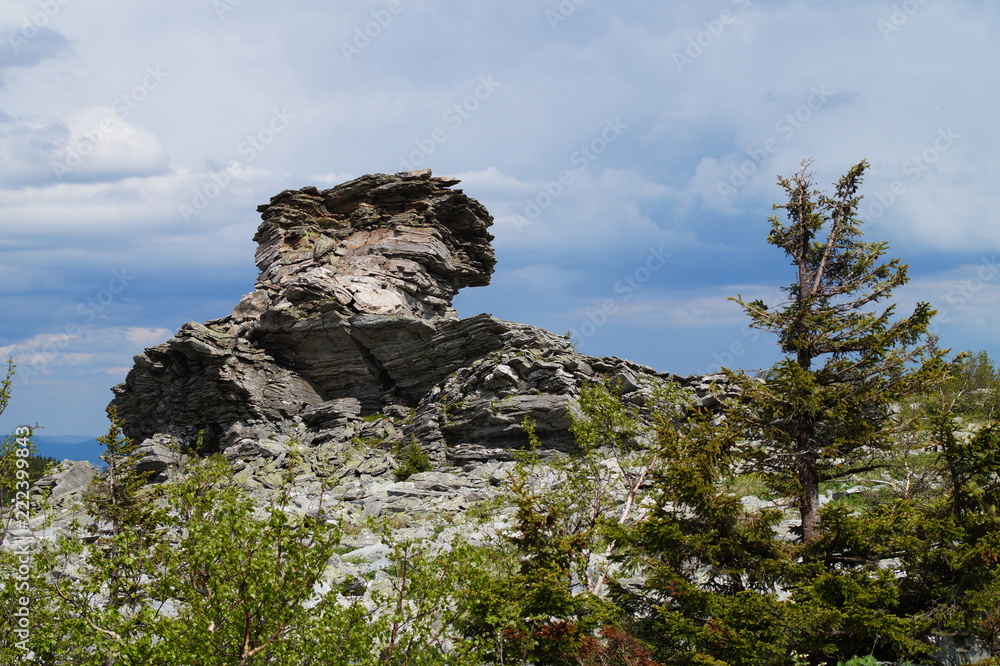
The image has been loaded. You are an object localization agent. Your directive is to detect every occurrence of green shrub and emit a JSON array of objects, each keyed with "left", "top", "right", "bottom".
[
  {"left": 837, "top": 657, "right": 878, "bottom": 666},
  {"left": 394, "top": 439, "right": 433, "bottom": 480},
  {"left": 925, "top": 349, "right": 1000, "bottom": 419}
]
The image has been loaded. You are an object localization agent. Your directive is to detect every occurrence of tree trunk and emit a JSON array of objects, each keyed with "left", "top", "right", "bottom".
[
  {"left": 795, "top": 345, "right": 821, "bottom": 542},
  {"left": 798, "top": 455, "right": 821, "bottom": 543}
]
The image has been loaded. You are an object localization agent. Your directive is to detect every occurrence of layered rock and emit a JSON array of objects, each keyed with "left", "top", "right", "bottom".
[{"left": 111, "top": 170, "right": 685, "bottom": 462}]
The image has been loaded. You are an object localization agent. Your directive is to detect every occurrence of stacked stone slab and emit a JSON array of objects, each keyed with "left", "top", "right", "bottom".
[{"left": 111, "top": 170, "right": 687, "bottom": 466}]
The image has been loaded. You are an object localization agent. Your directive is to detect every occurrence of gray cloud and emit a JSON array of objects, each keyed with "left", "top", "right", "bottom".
[{"left": 0, "top": 26, "right": 70, "bottom": 70}]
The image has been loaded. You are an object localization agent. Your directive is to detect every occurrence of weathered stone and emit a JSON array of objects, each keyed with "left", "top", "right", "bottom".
[
  {"left": 930, "top": 634, "right": 992, "bottom": 666},
  {"left": 111, "top": 170, "right": 678, "bottom": 463},
  {"left": 133, "top": 434, "right": 183, "bottom": 483},
  {"left": 37, "top": 461, "right": 99, "bottom": 501},
  {"left": 223, "top": 437, "right": 290, "bottom": 461},
  {"left": 343, "top": 543, "right": 390, "bottom": 563}
]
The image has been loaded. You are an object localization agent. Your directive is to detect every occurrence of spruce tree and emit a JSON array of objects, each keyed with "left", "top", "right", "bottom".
[
  {"left": 729, "top": 159, "right": 947, "bottom": 542},
  {"left": 85, "top": 406, "right": 153, "bottom": 532}
]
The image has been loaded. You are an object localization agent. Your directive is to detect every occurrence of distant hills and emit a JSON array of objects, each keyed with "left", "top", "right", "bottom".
[{"left": 32, "top": 435, "right": 104, "bottom": 466}]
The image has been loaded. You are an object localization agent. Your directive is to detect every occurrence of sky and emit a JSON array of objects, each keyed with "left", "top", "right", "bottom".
[{"left": 1, "top": 0, "right": 998, "bottom": 437}]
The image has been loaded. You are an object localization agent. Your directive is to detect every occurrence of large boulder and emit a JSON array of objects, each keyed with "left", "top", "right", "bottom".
[{"left": 111, "top": 170, "right": 678, "bottom": 459}]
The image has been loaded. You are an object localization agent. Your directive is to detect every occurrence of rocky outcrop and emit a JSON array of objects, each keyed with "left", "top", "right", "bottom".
[
  {"left": 32, "top": 460, "right": 98, "bottom": 507},
  {"left": 111, "top": 170, "right": 687, "bottom": 461}
]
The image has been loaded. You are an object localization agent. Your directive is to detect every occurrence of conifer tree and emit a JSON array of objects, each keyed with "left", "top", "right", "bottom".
[
  {"left": 729, "top": 159, "right": 947, "bottom": 542},
  {"left": 85, "top": 406, "right": 153, "bottom": 532}
]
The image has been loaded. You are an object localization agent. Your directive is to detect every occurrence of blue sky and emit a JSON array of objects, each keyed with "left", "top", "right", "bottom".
[{"left": 1, "top": 0, "right": 998, "bottom": 437}]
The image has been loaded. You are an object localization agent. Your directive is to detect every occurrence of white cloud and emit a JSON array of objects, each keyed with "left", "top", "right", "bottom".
[
  {"left": 899, "top": 261, "right": 1000, "bottom": 334},
  {"left": 1, "top": 326, "right": 174, "bottom": 385},
  {"left": 0, "top": 108, "right": 170, "bottom": 187},
  {"left": 492, "top": 264, "right": 585, "bottom": 294},
  {"left": 0, "top": 114, "right": 66, "bottom": 186},
  {"left": 54, "top": 106, "right": 170, "bottom": 182},
  {"left": 452, "top": 166, "right": 532, "bottom": 193},
  {"left": 490, "top": 167, "right": 693, "bottom": 254},
  {"left": 0, "top": 333, "right": 77, "bottom": 360},
  {"left": 567, "top": 282, "right": 784, "bottom": 331},
  {"left": 309, "top": 171, "right": 358, "bottom": 186},
  {"left": 124, "top": 326, "right": 172, "bottom": 347}
]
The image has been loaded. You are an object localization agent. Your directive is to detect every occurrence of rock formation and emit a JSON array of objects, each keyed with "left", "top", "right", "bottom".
[{"left": 111, "top": 170, "right": 697, "bottom": 472}]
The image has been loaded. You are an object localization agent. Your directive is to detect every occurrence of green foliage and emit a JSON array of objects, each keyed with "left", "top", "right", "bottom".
[
  {"left": 0, "top": 359, "right": 48, "bottom": 505},
  {"left": 393, "top": 438, "right": 433, "bottom": 481},
  {"left": 929, "top": 349, "right": 1000, "bottom": 420},
  {"left": 459, "top": 381, "right": 695, "bottom": 665},
  {"left": 4, "top": 334, "right": 1000, "bottom": 664},
  {"left": 905, "top": 414, "right": 1000, "bottom": 646},
  {"left": 0, "top": 359, "right": 42, "bottom": 663},
  {"left": 611, "top": 413, "right": 793, "bottom": 666},
  {"left": 0, "top": 453, "right": 54, "bottom": 506},
  {"left": 0, "top": 386, "right": 45, "bottom": 663},
  {"left": 728, "top": 159, "right": 948, "bottom": 542},
  {"left": 459, "top": 418, "right": 599, "bottom": 665},
  {"left": 837, "top": 656, "right": 878, "bottom": 666},
  {"left": 0, "top": 356, "right": 12, "bottom": 416},
  {"left": 599, "top": 380, "right": 1000, "bottom": 664},
  {"left": 84, "top": 406, "right": 153, "bottom": 531},
  {"left": 148, "top": 457, "right": 348, "bottom": 664},
  {"left": 9, "top": 437, "right": 505, "bottom": 665},
  {"left": 28, "top": 457, "right": 322, "bottom": 662},
  {"left": 364, "top": 537, "right": 495, "bottom": 665},
  {"left": 25, "top": 455, "right": 350, "bottom": 664},
  {"left": 601, "top": 161, "right": 996, "bottom": 665}
]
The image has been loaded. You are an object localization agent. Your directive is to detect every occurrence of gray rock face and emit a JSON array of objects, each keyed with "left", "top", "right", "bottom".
[
  {"left": 35, "top": 460, "right": 98, "bottom": 501},
  {"left": 930, "top": 635, "right": 993, "bottom": 666},
  {"left": 111, "top": 170, "right": 677, "bottom": 459}
]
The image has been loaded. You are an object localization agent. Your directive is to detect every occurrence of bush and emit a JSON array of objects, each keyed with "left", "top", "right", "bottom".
[
  {"left": 932, "top": 350, "right": 1000, "bottom": 419},
  {"left": 837, "top": 657, "right": 878, "bottom": 666},
  {"left": 394, "top": 439, "right": 433, "bottom": 480}
]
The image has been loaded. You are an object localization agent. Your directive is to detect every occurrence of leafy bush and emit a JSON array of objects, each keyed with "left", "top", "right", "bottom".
[
  {"left": 931, "top": 349, "right": 1000, "bottom": 419},
  {"left": 837, "top": 657, "right": 878, "bottom": 666}
]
